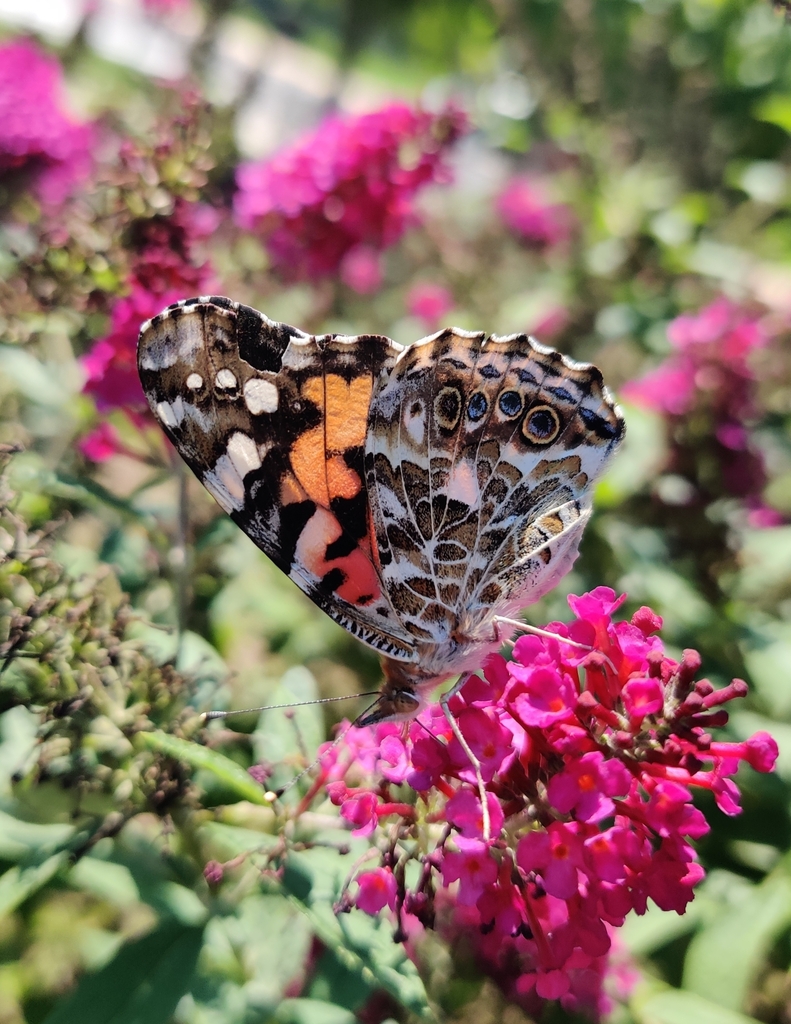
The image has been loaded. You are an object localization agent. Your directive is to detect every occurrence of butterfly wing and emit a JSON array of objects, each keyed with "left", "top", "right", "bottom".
[
  {"left": 364, "top": 328, "right": 624, "bottom": 671},
  {"left": 137, "top": 296, "right": 418, "bottom": 662}
]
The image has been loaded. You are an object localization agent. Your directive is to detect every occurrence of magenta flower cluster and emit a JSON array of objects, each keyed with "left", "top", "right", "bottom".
[
  {"left": 0, "top": 39, "right": 94, "bottom": 206},
  {"left": 497, "top": 175, "right": 574, "bottom": 249},
  {"left": 234, "top": 103, "right": 467, "bottom": 284},
  {"left": 624, "top": 297, "right": 780, "bottom": 527},
  {"left": 318, "top": 589, "right": 777, "bottom": 1018}
]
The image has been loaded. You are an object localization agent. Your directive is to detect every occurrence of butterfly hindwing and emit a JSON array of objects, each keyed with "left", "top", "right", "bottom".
[
  {"left": 137, "top": 296, "right": 418, "bottom": 661},
  {"left": 365, "top": 328, "right": 624, "bottom": 674}
]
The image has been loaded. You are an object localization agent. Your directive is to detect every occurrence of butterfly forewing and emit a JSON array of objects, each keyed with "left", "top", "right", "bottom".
[{"left": 137, "top": 296, "right": 417, "bottom": 661}]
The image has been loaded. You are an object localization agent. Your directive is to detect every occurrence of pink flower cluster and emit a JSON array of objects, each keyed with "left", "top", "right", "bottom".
[
  {"left": 234, "top": 103, "right": 467, "bottom": 284},
  {"left": 319, "top": 588, "right": 777, "bottom": 1018},
  {"left": 624, "top": 297, "right": 780, "bottom": 526},
  {"left": 0, "top": 39, "right": 94, "bottom": 206},
  {"left": 81, "top": 198, "right": 218, "bottom": 459},
  {"left": 497, "top": 176, "right": 574, "bottom": 249}
]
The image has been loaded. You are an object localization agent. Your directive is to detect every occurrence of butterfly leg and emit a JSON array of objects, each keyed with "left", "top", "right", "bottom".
[
  {"left": 493, "top": 617, "right": 622, "bottom": 677},
  {"left": 493, "top": 616, "right": 592, "bottom": 651},
  {"left": 439, "top": 675, "right": 491, "bottom": 843}
]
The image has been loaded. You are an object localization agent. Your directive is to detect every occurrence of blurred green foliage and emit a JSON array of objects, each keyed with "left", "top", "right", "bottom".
[{"left": 3, "top": 0, "right": 791, "bottom": 1021}]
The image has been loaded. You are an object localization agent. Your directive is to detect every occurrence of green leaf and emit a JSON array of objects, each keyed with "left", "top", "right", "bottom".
[
  {"left": 9, "top": 459, "right": 152, "bottom": 522},
  {"left": 736, "top": 528, "right": 791, "bottom": 604},
  {"left": 740, "top": 622, "right": 791, "bottom": 720},
  {"left": 254, "top": 667, "right": 325, "bottom": 795},
  {"left": 69, "top": 857, "right": 207, "bottom": 925},
  {"left": 203, "top": 893, "right": 313, "bottom": 1007},
  {"left": 273, "top": 998, "right": 356, "bottom": 1024},
  {"left": 755, "top": 93, "right": 791, "bottom": 133},
  {"left": 281, "top": 849, "right": 433, "bottom": 1020},
  {"left": 0, "top": 808, "right": 75, "bottom": 862},
  {"left": 68, "top": 857, "right": 140, "bottom": 908},
  {"left": 682, "top": 875, "right": 791, "bottom": 1011},
  {"left": 42, "top": 919, "right": 204, "bottom": 1024},
  {"left": 621, "top": 898, "right": 705, "bottom": 956},
  {"left": 0, "top": 706, "right": 39, "bottom": 799},
  {"left": 633, "top": 985, "right": 765, "bottom": 1024},
  {"left": 134, "top": 730, "right": 270, "bottom": 805},
  {"left": 595, "top": 403, "right": 667, "bottom": 505},
  {"left": 0, "top": 850, "right": 69, "bottom": 917},
  {"left": 616, "top": 564, "right": 712, "bottom": 632},
  {"left": 198, "top": 820, "right": 279, "bottom": 858},
  {"left": 0, "top": 347, "right": 77, "bottom": 407},
  {"left": 308, "top": 944, "right": 374, "bottom": 1013}
]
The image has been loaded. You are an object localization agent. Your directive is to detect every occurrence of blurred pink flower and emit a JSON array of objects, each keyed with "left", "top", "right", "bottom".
[
  {"left": 624, "top": 298, "right": 782, "bottom": 524},
  {"left": 497, "top": 176, "right": 574, "bottom": 249},
  {"left": 81, "top": 198, "right": 217, "bottom": 446},
  {"left": 532, "top": 306, "right": 569, "bottom": 340},
  {"left": 407, "top": 282, "right": 454, "bottom": 328},
  {"left": 78, "top": 422, "right": 124, "bottom": 462},
  {"left": 625, "top": 298, "right": 767, "bottom": 417},
  {"left": 203, "top": 860, "right": 223, "bottom": 886},
  {"left": 746, "top": 504, "right": 784, "bottom": 528},
  {"left": 142, "top": 0, "right": 192, "bottom": 11},
  {"left": 83, "top": 284, "right": 185, "bottom": 415},
  {"left": 339, "top": 244, "right": 383, "bottom": 294},
  {"left": 620, "top": 362, "right": 694, "bottom": 416},
  {"left": 319, "top": 588, "right": 777, "bottom": 1016},
  {"left": 234, "top": 103, "right": 468, "bottom": 281},
  {"left": 0, "top": 38, "right": 94, "bottom": 205}
]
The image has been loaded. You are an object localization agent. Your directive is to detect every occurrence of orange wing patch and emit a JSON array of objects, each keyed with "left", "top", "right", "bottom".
[
  {"left": 291, "top": 374, "right": 372, "bottom": 506},
  {"left": 290, "top": 428, "right": 327, "bottom": 504}
]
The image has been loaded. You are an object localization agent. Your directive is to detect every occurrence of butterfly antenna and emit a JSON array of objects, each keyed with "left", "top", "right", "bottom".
[
  {"left": 268, "top": 696, "right": 382, "bottom": 799},
  {"left": 201, "top": 691, "right": 380, "bottom": 722}
]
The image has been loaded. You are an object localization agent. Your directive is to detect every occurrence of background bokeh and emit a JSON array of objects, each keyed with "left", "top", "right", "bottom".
[{"left": 2, "top": 0, "right": 791, "bottom": 1021}]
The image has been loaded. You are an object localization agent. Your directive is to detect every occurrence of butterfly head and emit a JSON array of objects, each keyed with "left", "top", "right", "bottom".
[
  {"left": 355, "top": 688, "right": 422, "bottom": 727},
  {"left": 353, "top": 656, "right": 449, "bottom": 726}
]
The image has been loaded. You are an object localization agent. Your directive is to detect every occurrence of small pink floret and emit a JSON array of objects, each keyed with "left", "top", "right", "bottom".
[
  {"left": 622, "top": 677, "right": 664, "bottom": 719},
  {"left": 442, "top": 840, "right": 498, "bottom": 906},
  {"left": 356, "top": 868, "right": 396, "bottom": 915}
]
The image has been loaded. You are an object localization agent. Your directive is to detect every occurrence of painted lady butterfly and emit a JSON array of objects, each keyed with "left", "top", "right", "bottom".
[{"left": 138, "top": 296, "right": 625, "bottom": 728}]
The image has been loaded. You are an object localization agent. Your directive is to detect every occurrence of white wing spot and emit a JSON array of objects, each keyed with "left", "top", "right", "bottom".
[
  {"left": 216, "top": 368, "right": 237, "bottom": 389},
  {"left": 176, "top": 315, "right": 204, "bottom": 364},
  {"left": 156, "top": 397, "right": 185, "bottom": 428},
  {"left": 227, "top": 431, "right": 262, "bottom": 477},
  {"left": 403, "top": 399, "right": 425, "bottom": 446},
  {"left": 186, "top": 373, "right": 203, "bottom": 390},
  {"left": 202, "top": 433, "right": 262, "bottom": 515},
  {"left": 243, "top": 378, "right": 279, "bottom": 414}
]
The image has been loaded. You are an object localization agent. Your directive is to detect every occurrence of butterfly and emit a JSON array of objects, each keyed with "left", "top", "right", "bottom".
[{"left": 138, "top": 295, "right": 625, "bottom": 731}]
